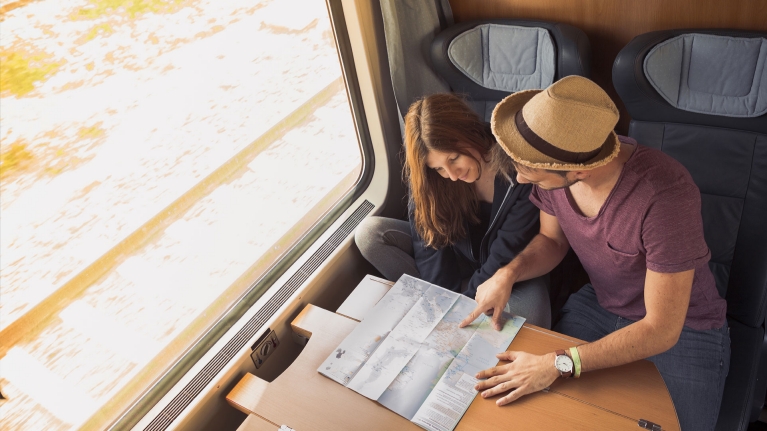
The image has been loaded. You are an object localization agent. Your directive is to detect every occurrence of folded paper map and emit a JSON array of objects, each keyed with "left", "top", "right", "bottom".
[{"left": 318, "top": 274, "right": 526, "bottom": 431}]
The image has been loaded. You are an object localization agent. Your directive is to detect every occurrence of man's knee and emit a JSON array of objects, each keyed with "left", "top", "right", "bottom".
[{"left": 554, "top": 286, "right": 614, "bottom": 342}]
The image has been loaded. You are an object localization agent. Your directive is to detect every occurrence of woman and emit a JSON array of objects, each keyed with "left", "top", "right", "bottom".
[{"left": 355, "top": 93, "right": 551, "bottom": 328}]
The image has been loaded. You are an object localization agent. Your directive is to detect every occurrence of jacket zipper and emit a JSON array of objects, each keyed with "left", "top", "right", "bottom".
[{"left": 478, "top": 180, "right": 514, "bottom": 263}]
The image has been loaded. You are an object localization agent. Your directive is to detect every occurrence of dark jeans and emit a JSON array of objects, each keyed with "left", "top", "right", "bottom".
[{"left": 555, "top": 284, "right": 730, "bottom": 431}]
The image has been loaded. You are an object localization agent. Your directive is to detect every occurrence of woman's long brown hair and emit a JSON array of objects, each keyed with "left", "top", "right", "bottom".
[{"left": 404, "top": 93, "right": 514, "bottom": 249}]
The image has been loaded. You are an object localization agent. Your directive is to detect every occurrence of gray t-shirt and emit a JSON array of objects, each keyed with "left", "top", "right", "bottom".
[{"left": 530, "top": 137, "right": 726, "bottom": 330}]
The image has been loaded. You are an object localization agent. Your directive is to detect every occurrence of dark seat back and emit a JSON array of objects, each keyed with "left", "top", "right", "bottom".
[
  {"left": 431, "top": 19, "right": 591, "bottom": 121},
  {"left": 613, "top": 29, "right": 767, "bottom": 431}
]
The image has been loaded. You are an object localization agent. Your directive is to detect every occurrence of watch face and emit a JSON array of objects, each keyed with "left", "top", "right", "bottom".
[{"left": 555, "top": 355, "right": 573, "bottom": 373}]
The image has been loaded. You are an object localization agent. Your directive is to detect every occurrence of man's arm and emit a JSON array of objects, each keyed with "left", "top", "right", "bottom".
[
  {"left": 460, "top": 210, "right": 570, "bottom": 329},
  {"left": 576, "top": 269, "right": 693, "bottom": 370},
  {"left": 474, "top": 268, "right": 694, "bottom": 406}
]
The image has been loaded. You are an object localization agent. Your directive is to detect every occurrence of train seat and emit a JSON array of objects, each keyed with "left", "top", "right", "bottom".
[
  {"left": 379, "top": 1, "right": 591, "bottom": 122},
  {"left": 613, "top": 29, "right": 767, "bottom": 431},
  {"left": 431, "top": 19, "right": 591, "bottom": 121}
]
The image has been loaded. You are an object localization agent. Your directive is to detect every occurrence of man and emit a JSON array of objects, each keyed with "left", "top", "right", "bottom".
[{"left": 459, "top": 76, "right": 729, "bottom": 431}]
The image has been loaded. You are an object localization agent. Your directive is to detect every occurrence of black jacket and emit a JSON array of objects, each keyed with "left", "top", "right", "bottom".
[{"left": 409, "top": 175, "right": 540, "bottom": 298}]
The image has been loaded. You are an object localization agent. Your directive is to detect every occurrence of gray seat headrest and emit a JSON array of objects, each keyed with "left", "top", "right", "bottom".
[
  {"left": 447, "top": 24, "right": 555, "bottom": 93},
  {"left": 644, "top": 33, "right": 767, "bottom": 118}
]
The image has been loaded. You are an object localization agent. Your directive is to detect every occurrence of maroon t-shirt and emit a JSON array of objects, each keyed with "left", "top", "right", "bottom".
[{"left": 530, "top": 137, "right": 726, "bottom": 330}]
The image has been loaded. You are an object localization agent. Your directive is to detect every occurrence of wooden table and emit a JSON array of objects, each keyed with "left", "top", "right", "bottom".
[{"left": 228, "top": 276, "right": 680, "bottom": 431}]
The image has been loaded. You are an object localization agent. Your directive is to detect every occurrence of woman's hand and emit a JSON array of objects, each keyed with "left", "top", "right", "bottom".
[
  {"left": 459, "top": 268, "right": 516, "bottom": 330},
  {"left": 474, "top": 351, "right": 560, "bottom": 405}
]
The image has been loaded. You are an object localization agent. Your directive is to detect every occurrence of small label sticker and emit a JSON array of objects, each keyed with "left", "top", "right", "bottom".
[{"left": 454, "top": 373, "right": 479, "bottom": 393}]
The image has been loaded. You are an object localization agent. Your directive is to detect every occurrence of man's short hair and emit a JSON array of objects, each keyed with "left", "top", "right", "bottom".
[
  {"left": 511, "top": 159, "right": 569, "bottom": 178},
  {"left": 544, "top": 169, "right": 569, "bottom": 178}
]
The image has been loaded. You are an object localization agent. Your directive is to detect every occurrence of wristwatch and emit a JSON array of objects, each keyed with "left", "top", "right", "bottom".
[{"left": 554, "top": 350, "right": 573, "bottom": 378}]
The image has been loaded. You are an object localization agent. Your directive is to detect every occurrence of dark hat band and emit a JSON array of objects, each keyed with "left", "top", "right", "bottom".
[{"left": 515, "top": 110, "right": 604, "bottom": 164}]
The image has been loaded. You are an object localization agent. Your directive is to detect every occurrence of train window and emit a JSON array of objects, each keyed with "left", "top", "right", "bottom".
[{"left": 0, "top": 0, "right": 364, "bottom": 429}]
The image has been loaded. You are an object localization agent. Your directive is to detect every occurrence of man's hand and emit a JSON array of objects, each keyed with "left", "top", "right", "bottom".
[
  {"left": 474, "top": 351, "right": 559, "bottom": 406},
  {"left": 459, "top": 269, "right": 516, "bottom": 330}
]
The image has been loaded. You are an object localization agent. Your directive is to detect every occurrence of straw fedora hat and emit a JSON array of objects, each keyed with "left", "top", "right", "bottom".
[{"left": 491, "top": 75, "right": 621, "bottom": 171}]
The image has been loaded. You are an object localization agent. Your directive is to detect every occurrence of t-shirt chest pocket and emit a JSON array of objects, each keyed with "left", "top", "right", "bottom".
[{"left": 606, "top": 241, "right": 644, "bottom": 269}]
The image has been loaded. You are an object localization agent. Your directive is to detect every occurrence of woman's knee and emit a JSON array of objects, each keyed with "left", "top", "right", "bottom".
[
  {"left": 355, "top": 216, "right": 413, "bottom": 260},
  {"left": 354, "top": 217, "right": 386, "bottom": 258},
  {"left": 508, "top": 275, "right": 551, "bottom": 329},
  {"left": 516, "top": 275, "right": 551, "bottom": 305}
]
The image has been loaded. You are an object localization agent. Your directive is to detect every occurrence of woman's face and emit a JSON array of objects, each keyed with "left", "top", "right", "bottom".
[{"left": 425, "top": 147, "right": 483, "bottom": 183}]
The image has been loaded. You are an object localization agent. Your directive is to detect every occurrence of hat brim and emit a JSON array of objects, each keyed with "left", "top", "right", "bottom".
[{"left": 491, "top": 89, "right": 621, "bottom": 171}]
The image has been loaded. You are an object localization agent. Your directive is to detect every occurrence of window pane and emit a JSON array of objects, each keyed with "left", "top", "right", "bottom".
[{"left": 0, "top": 0, "right": 363, "bottom": 429}]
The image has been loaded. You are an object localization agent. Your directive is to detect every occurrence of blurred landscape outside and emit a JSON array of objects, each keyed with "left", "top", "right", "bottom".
[{"left": 0, "top": 0, "right": 363, "bottom": 429}]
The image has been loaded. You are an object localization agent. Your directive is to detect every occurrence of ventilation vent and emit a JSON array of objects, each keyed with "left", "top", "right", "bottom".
[{"left": 143, "top": 200, "right": 375, "bottom": 431}]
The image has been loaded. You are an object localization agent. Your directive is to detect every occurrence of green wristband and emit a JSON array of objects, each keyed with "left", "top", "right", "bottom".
[{"left": 569, "top": 346, "right": 582, "bottom": 378}]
